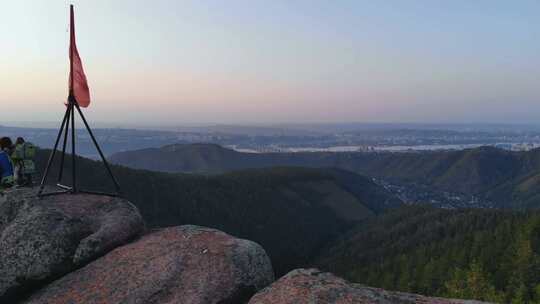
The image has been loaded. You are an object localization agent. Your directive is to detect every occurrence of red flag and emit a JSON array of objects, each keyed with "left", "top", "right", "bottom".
[{"left": 68, "top": 5, "right": 90, "bottom": 107}]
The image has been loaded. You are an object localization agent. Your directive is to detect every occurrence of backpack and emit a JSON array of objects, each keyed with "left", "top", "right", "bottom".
[
  {"left": 13, "top": 142, "right": 37, "bottom": 160},
  {"left": 13, "top": 143, "right": 36, "bottom": 175}
]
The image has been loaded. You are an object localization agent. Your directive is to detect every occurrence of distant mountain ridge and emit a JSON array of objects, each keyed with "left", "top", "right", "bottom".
[
  {"left": 110, "top": 144, "right": 540, "bottom": 209},
  {"left": 110, "top": 143, "right": 250, "bottom": 173}
]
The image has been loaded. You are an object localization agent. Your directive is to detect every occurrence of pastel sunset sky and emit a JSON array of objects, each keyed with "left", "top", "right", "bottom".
[{"left": 1, "top": 1, "right": 539, "bottom": 126}]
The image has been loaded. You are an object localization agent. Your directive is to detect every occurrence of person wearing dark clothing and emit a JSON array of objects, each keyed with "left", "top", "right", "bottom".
[
  {"left": 0, "top": 137, "right": 13, "bottom": 153},
  {"left": 0, "top": 137, "right": 14, "bottom": 189}
]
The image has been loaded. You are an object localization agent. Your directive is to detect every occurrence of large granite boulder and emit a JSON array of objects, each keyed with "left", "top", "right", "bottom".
[
  {"left": 249, "top": 268, "right": 490, "bottom": 304},
  {"left": 24, "top": 225, "right": 274, "bottom": 304},
  {"left": 0, "top": 188, "right": 145, "bottom": 301}
]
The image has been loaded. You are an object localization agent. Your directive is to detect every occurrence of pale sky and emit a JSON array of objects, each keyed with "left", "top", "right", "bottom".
[{"left": 1, "top": 0, "right": 539, "bottom": 126}]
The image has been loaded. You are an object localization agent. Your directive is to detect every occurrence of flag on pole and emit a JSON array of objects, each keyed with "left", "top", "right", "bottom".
[{"left": 68, "top": 5, "right": 90, "bottom": 107}]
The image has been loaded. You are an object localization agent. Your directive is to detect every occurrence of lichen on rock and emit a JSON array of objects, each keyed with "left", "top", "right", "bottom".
[
  {"left": 24, "top": 225, "right": 274, "bottom": 304},
  {"left": 0, "top": 188, "right": 145, "bottom": 302}
]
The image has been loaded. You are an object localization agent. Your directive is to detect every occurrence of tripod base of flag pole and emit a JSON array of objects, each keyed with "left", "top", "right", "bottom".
[
  {"left": 37, "top": 96, "right": 121, "bottom": 199},
  {"left": 37, "top": 184, "right": 120, "bottom": 198},
  {"left": 37, "top": 189, "right": 71, "bottom": 198},
  {"left": 56, "top": 183, "right": 72, "bottom": 191}
]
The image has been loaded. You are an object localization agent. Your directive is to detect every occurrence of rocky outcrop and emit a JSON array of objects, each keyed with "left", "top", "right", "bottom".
[
  {"left": 0, "top": 188, "right": 145, "bottom": 301},
  {"left": 24, "top": 225, "right": 274, "bottom": 304},
  {"left": 0, "top": 188, "right": 493, "bottom": 304},
  {"left": 249, "top": 269, "right": 490, "bottom": 304}
]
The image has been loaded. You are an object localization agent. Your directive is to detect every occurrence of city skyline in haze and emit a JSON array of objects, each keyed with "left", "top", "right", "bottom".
[{"left": 1, "top": 1, "right": 539, "bottom": 126}]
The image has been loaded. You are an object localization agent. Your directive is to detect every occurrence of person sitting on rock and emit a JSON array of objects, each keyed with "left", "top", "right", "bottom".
[{"left": 0, "top": 137, "right": 15, "bottom": 190}]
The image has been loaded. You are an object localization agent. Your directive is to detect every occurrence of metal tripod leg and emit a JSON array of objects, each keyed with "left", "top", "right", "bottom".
[
  {"left": 57, "top": 103, "right": 72, "bottom": 182},
  {"left": 38, "top": 105, "right": 71, "bottom": 196},
  {"left": 71, "top": 100, "right": 77, "bottom": 192},
  {"left": 74, "top": 102, "right": 121, "bottom": 193}
]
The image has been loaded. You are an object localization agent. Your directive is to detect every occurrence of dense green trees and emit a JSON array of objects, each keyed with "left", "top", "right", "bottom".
[
  {"left": 34, "top": 150, "right": 396, "bottom": 275},
  {"left": 34, "top": 147, "right": 540, "bottom": 302},
  {"left": 444, "top": 262, "right": 503, "bottom": 302},
  {"left": 316, "top": 206, "right": 540, "bottom": 303}
]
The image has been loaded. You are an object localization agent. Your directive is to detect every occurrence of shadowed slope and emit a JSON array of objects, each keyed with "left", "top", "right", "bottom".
[
  {"left": 112, "top": 144, "right": 540, "bottom": 208},
  {"left": 35, "top": 149, "right": 399, "bottom": 275}
]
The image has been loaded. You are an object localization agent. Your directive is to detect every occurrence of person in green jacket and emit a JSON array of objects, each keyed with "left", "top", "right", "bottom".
[{"left": 11, "top": 137, "right": 36, "bottom": 186}]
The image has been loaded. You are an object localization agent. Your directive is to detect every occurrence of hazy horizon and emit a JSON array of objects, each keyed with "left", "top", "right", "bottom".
[
  {"left": 2, "top": 1, "right": 539, "bottom": 125},
  {"left": 5, "top": 120, "right": 540, "bottom": 133}
]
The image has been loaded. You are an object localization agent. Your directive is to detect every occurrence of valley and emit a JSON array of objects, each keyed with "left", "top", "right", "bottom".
[
  {"left": 34, "top": 149, "right": 400, "bottom": 275},
  {"left": 29, "top": 142, "right": 540, "bottom": 302}
]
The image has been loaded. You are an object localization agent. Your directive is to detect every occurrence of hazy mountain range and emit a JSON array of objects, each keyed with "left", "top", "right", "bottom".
[{"left": 110, "top": 143, "right": 540, "bottom": 209}]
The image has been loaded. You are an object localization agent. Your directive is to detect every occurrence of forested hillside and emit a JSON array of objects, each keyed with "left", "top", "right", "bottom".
[
  {"left": 111, "top": 144, "right": 540, "bottom": 208},
  {"left": 31, "top": 147, "right": 540, "bottom": 303},
  {"left": 315, "top": 205, "right": 540, "bottom": 303},
  {"left": 34, "top": 149, "right": 399, "bottom": 275}
]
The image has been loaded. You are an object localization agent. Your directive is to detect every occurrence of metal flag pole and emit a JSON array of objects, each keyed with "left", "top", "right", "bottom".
[
  {"left": 38, "top": 4, "right": 121, "bottom": 197},
  {"left": 69, "top": 4, "right": 77, "bottom": 193}
]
